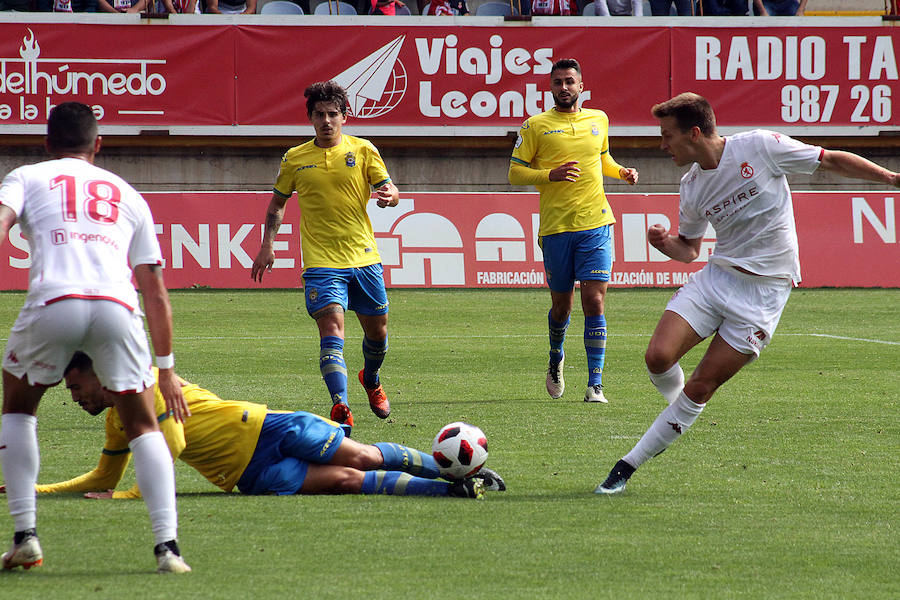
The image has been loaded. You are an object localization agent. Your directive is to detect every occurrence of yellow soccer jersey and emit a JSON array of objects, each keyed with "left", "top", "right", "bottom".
[
  {"left": 36, "top": 370, "right": 267, "bottom": 497},
  {"left": 509, "top": 108, "right": 624, "bottom": 237},
  {"left": 273, "top": 135, "right": 392, "bottom": 269}
]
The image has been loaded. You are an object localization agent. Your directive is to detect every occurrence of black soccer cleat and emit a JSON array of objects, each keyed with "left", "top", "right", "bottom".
[
  {"left": 447, "top": 478, "right": 485, "bottom": 500},
  {"left": 474, "top": 467, "right": 506, "bottom": 492},
  {"left": 594, "top": 459, "right": 636, "bottom": 495}
]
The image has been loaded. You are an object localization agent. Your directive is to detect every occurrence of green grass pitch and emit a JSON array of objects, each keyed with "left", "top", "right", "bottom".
[{"left": 0, "top": 288, "right": 897, "bottom": 599}]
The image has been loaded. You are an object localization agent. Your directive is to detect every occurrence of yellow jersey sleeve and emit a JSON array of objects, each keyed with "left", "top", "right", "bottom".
[{"left": 35, "top": 410, "right": 131, "bottom": 494}]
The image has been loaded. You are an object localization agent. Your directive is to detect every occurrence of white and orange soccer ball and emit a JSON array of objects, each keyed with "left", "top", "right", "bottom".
[{"left": 431, "top": 422, "right": 488, "bottom": 481}]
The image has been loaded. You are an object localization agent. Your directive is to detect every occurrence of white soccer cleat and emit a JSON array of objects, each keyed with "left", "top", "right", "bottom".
[
  {"left": 2, "top": 533, "right": 43, "bottom": 570},
  {"left": 156, "top": 550, "right": 192, "bottom": 574},
  {"left": 584, "top": 384, "right": 608, "bottom": 403},
  {"left": 546, "top": 358, "right": 565, "bottom": 399},
  {"left": 155, "top": 541, "right": 192, "bottom": 574}
]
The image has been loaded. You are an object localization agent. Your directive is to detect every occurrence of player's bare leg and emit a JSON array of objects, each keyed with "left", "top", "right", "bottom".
[
  {"left": 644, "top": 311, "right": 704, "bottom": 405},
  {"left": 1, "top": 372, "right": 46, "bottom": 570},
  {"left": 597, "top": 333, "right": 753, "bottom": 494}
]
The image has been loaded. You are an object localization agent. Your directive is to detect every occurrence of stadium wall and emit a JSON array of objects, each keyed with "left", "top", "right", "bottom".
[{"left": 0, "top": 15, "right": 898, "bottom": 287}]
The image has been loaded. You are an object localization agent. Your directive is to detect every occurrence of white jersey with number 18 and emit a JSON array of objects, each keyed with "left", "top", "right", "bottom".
[{"left": 0, "top": 157, "right": 163, "bottom": 309}]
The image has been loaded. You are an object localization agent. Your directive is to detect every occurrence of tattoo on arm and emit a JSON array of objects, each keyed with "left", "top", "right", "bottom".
[{"left": 264, "top": 212, "right": 283, "bottom": 241}]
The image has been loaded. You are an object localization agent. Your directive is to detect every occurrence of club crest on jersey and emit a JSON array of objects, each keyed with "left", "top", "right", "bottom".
[
  {"left": 740, "top": 162, "right": 754, "bottom": 179},
  {"left": 345, "top": 152, "right": 356, "bottom": 167},
  {"left": 591, "top": 124, "right": 599, "bottom": 136}
]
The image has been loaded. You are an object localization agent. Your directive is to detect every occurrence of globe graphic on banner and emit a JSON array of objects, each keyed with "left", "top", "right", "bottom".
[{"left": 351, "top": 60, "right": 407, "bottom": 119}]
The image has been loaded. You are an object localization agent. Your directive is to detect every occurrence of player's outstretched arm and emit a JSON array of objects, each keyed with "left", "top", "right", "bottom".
[
  {"left": 648, "top": 224, "right": 701, "bottom": 263},
  {"left": 819, "top": 150, "right": 900, "bottom": 187},
  {"left": 134, "top": 264, "right": 190, "bottom": 423},
  {"left": 251, "top": 194, "right": 289, "bottom": 282}
]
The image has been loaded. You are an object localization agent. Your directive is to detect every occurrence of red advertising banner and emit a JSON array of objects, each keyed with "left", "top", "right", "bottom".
[
  {"left": 0, "top": 20, "right": 898, "bottom": 134},
  {"left": 233, "top": 25, "right": 670, "bottom": 128},
  {"left": 1, "top": 191, "right": 897, "bottom": 290},
  {"left": 0, "top": 23, "right": 234, "bottom": 127},
  {"left": 671, "top": 28, "right": 900, "bottom": 130}
]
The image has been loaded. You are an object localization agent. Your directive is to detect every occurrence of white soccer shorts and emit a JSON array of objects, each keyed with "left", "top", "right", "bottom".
[
  {"left": 3, "top": 298, "right": 154, "bottom": 392},
  {"left": 665, "top": 261, "right": 792, "bottom": 358}
]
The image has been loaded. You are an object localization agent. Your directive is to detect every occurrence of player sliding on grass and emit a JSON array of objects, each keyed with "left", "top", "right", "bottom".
[
  {"left": 251, "top": 80, "right": 398, "bottom": 432},
  {"left": 596, "top": 92, "right": 900, "bottom": 495},
  {"left": 12, "top": 352, "right": 504, "bottom": 500}
]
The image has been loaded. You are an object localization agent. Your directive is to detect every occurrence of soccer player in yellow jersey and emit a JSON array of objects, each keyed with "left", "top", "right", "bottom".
[
  {"left": 10, "top": 352, "right": 503, "bottom": 500},
  {"left": 251, "top": 81, "right": 399, "bottom": 431},
  {"left": 509, "top": 58, "right": 638, "bottom": 404}
]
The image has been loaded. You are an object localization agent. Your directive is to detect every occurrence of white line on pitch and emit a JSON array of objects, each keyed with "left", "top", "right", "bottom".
[{"left": 781, "top": 333, "right": 900, "bottom": 346}]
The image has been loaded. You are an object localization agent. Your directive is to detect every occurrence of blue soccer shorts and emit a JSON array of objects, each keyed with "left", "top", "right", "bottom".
[
  {"left": 236, "top": 411, "right": 346, "bottom": 495},
  {"left": 302, "top": 264, "right": 389, "bottom": 317},
  {"left": 539, "top": 225, "right": 613, "bottom": 293}
]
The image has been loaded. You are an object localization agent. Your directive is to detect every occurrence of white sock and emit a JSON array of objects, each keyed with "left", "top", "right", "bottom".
[
  {"left": 130, "top": 431, "right": 178, "bottom": 545},
  {"left": 623, "top": 391, "right": 704, "bottom": 469},
  {"left": 648, "top": 363, "right": 685, "bottom": 405},
  {"left": 1, "top": 414, "right": 39, "bottom": 532}
]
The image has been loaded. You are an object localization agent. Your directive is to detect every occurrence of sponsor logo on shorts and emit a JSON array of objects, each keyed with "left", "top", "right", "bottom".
[
  {"left": 740, "top": 162, "right": 754, "bottom": 178},
  {"left": 345, "top": 152, "right": 356, "bottom": 167},
  {"left": 590, "top": 269, "right": 610, "bottom": 275},
  {"left": 320, "top": 431, "right": 337, "bottom": 457},
  {"left": 746, "top": 329, "right": 766, "bottom": 350},
  {"left": 308, "top": 288, "right": 318, "bottom": 303},
  {"left": 5, "top": 350, "right": 19, "bottom": 364}
]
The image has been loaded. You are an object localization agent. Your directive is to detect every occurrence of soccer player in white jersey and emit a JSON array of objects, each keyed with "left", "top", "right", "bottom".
[
  {"left": 596, "top": 92, "right": 900, "bottom": 494},
  {"left": 0, "top": 103, "right": 192, "bottom": 573}
]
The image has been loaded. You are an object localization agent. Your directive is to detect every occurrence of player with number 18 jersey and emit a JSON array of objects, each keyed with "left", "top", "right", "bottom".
[{"left": 0, "top": 157, "right": 162, "bottom": 311}]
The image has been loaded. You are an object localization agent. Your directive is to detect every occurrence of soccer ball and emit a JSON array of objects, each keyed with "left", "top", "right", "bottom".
[{"left": 432, "top": 422, "right": 488, "bottom": 480}]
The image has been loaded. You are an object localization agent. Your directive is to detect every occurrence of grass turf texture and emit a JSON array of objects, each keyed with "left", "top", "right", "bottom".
[{"left": 0, "top": 288, "right": 897, "bottom": 599}]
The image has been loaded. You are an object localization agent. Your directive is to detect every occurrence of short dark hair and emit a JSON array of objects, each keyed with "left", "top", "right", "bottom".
[
  {"left": 304, "top": 81, "right": 349, "bottom": 117},
  {"left": 651, "top": 92, "right": 717, "bottom": 136},
  {"left": 64, "top": 351, "right": 94, "bottom": 376},
  {"left": 46, "top": 102, "right": 98, "bottom": 153},
  {"left": 551, "top": 58, "right": 582, "bottom": 77}
]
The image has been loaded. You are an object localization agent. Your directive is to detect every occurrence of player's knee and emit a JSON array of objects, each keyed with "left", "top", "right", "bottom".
[
  {"left": 332, "top": 467, "right": 364, "bottom": 494},
  {"left": 683, "top": 379, "right": 715, "bottom": 404},
  {"left": 342, "top": 449, "right": 375, "bottom": 471},
  {"left": 644, "top": 345, "right": 675, "bottom": 373}
]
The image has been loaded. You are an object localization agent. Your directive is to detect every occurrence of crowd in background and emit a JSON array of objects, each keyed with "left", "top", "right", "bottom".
[{"left": 0, "top": 0, "right": 884, "bottom": 18}]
